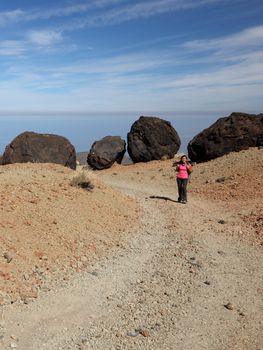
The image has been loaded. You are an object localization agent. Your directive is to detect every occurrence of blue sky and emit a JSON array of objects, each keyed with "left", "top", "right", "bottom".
[{"left": 0, "top": 0, "right": 263, "bottom": 152}]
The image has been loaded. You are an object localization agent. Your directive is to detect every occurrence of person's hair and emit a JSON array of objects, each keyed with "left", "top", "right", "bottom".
[{"left": 179, "top": 155, "right": 188, "bottom": 163}]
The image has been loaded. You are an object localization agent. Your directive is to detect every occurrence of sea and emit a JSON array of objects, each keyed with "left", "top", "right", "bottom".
[{"left": 0, "top": 111, "right": 227, "bottom": 157}]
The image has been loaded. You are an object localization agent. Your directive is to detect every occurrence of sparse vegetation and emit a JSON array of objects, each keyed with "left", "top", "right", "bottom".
[{"left": 70, "top": 171, "right": 95, "bottom": 191}]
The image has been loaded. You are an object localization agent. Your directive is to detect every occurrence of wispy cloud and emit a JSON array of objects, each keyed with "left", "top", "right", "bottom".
[
  {"left": 27, "top": 30, "right": 63, "bottom": 46},
  {"left": 5, "top": 24, "right": 263, "bottom": 89},
  {"left": 0, "top": 32, "right": 65, "bottom": 57},
  {"left": 0, "top": 0, "right": 127, "bottom": 26},
  {"left": 65, "top": 0, "right": 226, "bottom": 30},
  {"left": 156, "top": 60, "right": 263, "bottom": 91},
  {"left": 0, "top": 0, "right": 226, "bottom": 28},
  {"left": 0, "top": 40, "right": 26, "bottom": 56},
  {"left": 0, "top": 9, "right": 25, "bottom": 26},
  {"left": 183, "top": 25, "right": 263, "bottom": 51},
  {"left": 24, "top": 0, "right": 127, "bottom": 21},
  {"left": 1, "top": 19, "right": 262, "bottom": 114}
]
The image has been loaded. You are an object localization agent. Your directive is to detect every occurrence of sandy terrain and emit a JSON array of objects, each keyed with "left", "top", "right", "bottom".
[
  {"left": 0, "top": 164, "right": 139, "bottom": 304},
  {"left": 0, "top": 148, "right": 262, "bottom": 349}
]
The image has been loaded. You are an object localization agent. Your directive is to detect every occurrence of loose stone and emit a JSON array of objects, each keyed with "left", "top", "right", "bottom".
[
  {"left": 127, "top": 330, "right": 139, "bottom": 337},
  {"left": 224, "top": 302, "right": 234, "bottom": 310}
]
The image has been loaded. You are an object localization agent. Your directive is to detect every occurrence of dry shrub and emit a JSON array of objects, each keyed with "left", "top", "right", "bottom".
[{"left": 70, "top": 171, "right": 94, "bottom": 191}]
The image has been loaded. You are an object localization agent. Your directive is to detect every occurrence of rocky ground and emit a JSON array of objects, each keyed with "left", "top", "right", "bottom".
[
  {"left": 0, "top": 148, "right": 262, "bottom": 349},
  {"left": 0, "top": 163, "right": 139, "bottom": 305}
]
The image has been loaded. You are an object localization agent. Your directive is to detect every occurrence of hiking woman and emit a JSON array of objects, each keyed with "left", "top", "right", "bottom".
[{"left": 174, "top": 155, "right": 192, "bottom": 204}]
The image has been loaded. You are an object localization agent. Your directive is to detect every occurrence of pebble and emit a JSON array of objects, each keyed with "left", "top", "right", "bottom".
[
  {"left": 217, "top": 250, "right": 225, "bottom": 255},
  {"left": 80, "top": 338, "right": 88, "bottom": 345},
  {"left": 139, "top": 329, "right": 150, "bottom": 337},
  {"left": 3, "top": 253, "right": 12, "bottom": 263},
  {"left": 216, "top": 177, "right": 226, "bottom": 183},
  {"left": 23, "top": 274, "right": 29, "bottom": 281},
  {"left": 127, "top": 330, "right": 139, "bottom": 337},
  {"left": 224, "top": 302, "right": 234, "bottom": 310},
  {"left": 90, "top": 271, "right": 98, "bottom": 277}
]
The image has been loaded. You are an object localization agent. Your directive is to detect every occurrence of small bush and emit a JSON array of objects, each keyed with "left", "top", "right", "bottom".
[{"left": 70, "top": 171, "right": 94, "bottom": 191}]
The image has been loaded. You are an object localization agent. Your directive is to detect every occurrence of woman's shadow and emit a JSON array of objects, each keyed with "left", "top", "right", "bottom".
[{"left": 146, "top": 195, "right": 178, "bottom": 203}]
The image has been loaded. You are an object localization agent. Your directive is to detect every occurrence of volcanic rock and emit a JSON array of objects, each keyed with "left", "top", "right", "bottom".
[
  {"left": 256, "top": 134, "right": 263, "bottom": 149},
  {"left": 127, "top": 116, "right": 181, "bottom": 163},
  {"left": 87, "top": 136, "right": 126, "bottom": 170},
  {"left": 188, "top": 112, "right": 263, "bottom": 162},
  {"left": 2, "top": 131, "right": 76, "bottom": 169}
]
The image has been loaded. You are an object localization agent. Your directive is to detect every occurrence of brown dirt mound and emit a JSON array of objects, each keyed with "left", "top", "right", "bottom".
[
  {"left": 189, "top": 148, "right": 263, "bottom": 243},
  {"left": 100, "top": 148, "right": 263, "bottom": 245},
  {"left": 101, "top": 148, "right": 263, "bottom": 202},
  {"left": 0, "top": 163, "right": 139, "bottom": 305},
  {"left": 190, "top": 148, "right": 263, "bottom": 201}
]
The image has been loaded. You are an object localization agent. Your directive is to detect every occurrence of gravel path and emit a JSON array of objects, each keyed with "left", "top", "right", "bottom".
[{"left": 1, "top": 178, "right": 262, "bottom": 350}]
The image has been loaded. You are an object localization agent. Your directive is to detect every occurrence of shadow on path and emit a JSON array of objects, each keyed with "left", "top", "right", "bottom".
[{"left": 146, "top": 195, "right": 178, "bottom": 203}]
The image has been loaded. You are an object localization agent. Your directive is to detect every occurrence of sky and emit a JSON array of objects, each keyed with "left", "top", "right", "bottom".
[{"left": 0, "top": 0, "right": 263, "bottom": 153}]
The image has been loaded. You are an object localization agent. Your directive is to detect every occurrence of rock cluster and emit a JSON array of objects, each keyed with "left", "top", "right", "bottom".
[
  {"left": 188, "top": 112, "right": 263, "bottom": 162},
  {"left": 1, "top": 112, "right": 262, "bottom": 170},
  {"left": 2, "top": 131, "right": 76, "bottom": 169},
  {"left": 127, "top": 116, "right": 181, "bottom": 163}
]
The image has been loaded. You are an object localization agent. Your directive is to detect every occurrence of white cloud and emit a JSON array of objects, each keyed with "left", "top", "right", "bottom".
[
  {"left": 0, "top": 0, "right": 127, "bottom": 25},
  {"left": 0, "top": 40, "right": 26, "bottom": 56},
  {"left": 67, "top": 0, "right": 226, "bottom": 29},
  {"left": 183, "top": 25, "right": 263, "bottom": 51},
  {"left": 2, "top": 52, "right": 262, "bottom": 114},
  {"left": 0, "top": 9, "right": 24, "bottom": 26},
  {"left": 27, "top": 30, "right": 63, "bottom": 46},
  {"left": 38, "top": 0, "right": 126, "bottom": 18},
  {"left": 1, "top": 23, "right": 262, "bottom": 114},
  {"left": 155, "top": 60, "right": 263, "bottom": 90},
  {"left": 0, "top": 0, "right": 226, "bottom": 28}
]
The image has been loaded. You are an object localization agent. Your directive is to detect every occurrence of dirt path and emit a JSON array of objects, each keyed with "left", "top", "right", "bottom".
[{"left": 1, "top": 176, "right": 262, "bottom": 350}]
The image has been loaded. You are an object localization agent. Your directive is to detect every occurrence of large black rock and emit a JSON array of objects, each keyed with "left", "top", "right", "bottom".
[
  {"left": 2, "top": 131, "right": 76, "bottom": 169},
  {"left": 127, "top": 116, "right": 181, "bottom": 163},
  {"left": 87, "top": 136, "right": 126, "bottom": 170},
  {"left": 188, "top": 112, "right": 263, "bottom": 162},
  {"left": 256, "top": 134, "right": 263, "bottom": 148}
]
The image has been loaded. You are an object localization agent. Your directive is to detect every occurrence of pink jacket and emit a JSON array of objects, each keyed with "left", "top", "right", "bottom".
[{"left": 177, "top": 163, "right": 191, "bottom": 179}]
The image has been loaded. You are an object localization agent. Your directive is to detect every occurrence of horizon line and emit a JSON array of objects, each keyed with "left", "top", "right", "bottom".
[{"left": 0, "top": 109, "right": 253, "bottom": 118}]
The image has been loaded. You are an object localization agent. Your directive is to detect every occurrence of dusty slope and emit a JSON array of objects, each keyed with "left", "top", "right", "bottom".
[
  {"left": 102, "top": 147, "right": 263, "bottom": 245},
  {"left": 0, "top": 148, "right": 262, "bottom": 350},
  {"left": 0, "top": 163, "right": 139, "bottom": 304}
]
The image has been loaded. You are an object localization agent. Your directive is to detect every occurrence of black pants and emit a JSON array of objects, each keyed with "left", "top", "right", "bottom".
[{"left": 177, "top": 178, "right": 188, "bottom": 202}]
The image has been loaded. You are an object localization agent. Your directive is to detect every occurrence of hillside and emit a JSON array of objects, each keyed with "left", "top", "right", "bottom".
[
  {"left": 0, "top": 148, "right": 262, "bottom": 350},
  {"left": 0, "top": 163, "right": 139, "bottom": 305},
  {"left": 101, "top": 147, "right": 262, "bottom": 245}
]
